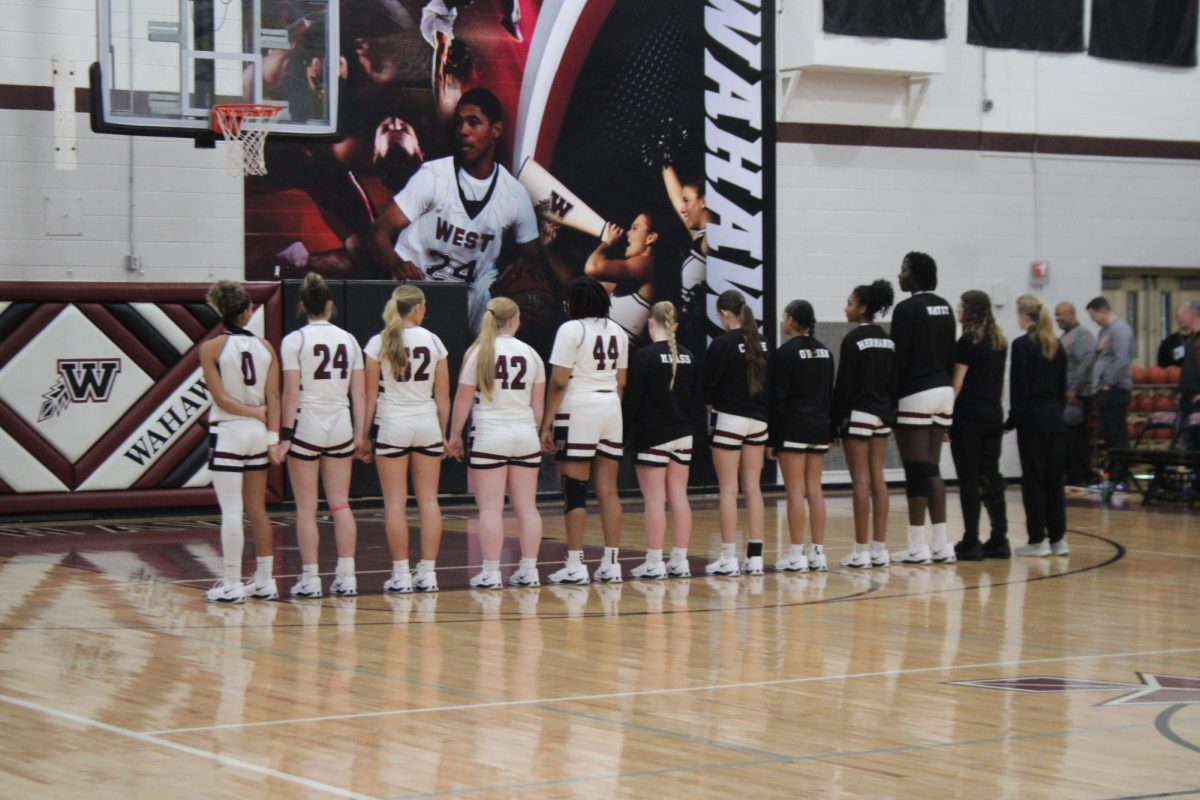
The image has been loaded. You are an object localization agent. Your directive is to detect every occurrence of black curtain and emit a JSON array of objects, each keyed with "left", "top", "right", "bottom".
[
  {"left": 823, "top": 0, "right": 946, "bottom": 40},
  {"left": 1089, "top": 0, "right": 1198, "bottom": 66},
  {"left": 968, "top": 0, "right": 1085, "bottom": 51}
]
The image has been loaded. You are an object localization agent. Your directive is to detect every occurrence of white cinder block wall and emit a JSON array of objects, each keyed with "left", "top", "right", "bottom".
[
  {"left": 3, "top": 0, "right": 1199, "bottom": 479},
  {"left": 0, "top": 1, "right": 242, "bottom": 283},
  {"left": 776, "top": 0, "right": 1200, "bottom": 477}
]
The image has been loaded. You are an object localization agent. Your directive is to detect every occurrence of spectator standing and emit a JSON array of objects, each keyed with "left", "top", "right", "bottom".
[
  {"left": 1086, "top": 297, "right": 1135, "bottom": 486},
  {"left": 1055, "top": 301, "right": 1096, "bottom": 486}
]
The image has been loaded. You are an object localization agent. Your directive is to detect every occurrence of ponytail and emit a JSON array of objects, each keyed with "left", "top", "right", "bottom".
[
  {"left": 299, "top": 272, "right": 332, "bottom": 319},
  {"left": 381, "top": 285, "right": 426, "bottom": 379},
  {"left": 716, "top": 289, "right": 766, "bottom": 396},
  {"left": 1017, "top": 293, "right": 1058, "bottom": 360},
  {"left": 650, "top": 301, "right": 680, "bottom": 390},
  {"left": 471, "top": 297, "right": 519, "bottom": 400}
]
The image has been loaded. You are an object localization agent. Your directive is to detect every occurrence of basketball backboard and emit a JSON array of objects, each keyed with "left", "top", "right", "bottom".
[{"left": 92, "top": 0, "right": 339, "bottom": 139}]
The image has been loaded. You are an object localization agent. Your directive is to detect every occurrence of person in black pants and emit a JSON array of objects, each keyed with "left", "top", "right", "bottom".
[
  {"left": 949, "top": 290, "right": 1009, "bottom": 561},
  {"left": 1007, "top": 294, "right": 1069, "bottom": 557}
]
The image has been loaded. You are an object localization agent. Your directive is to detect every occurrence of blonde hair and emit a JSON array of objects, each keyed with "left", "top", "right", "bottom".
[
  {"left": 650, "top": 301, "right": 680, "bottom": 390},
  {"left": 1017, "top": 293, "right": 1058, "bottom": 360},
  {"left": 469, "top": 297, "right": 519, "bottom": 400},
  {"left": 206, "top": 280, "right": 251, "bottom": 326},
  {"left": 381, "top": 285, "right": 426, "bottom": 378}
]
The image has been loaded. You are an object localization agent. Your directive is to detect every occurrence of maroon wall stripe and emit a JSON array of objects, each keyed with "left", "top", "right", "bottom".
[
  {"left": 76, "top": 303, "right": 166, "bottom": 380},
  {"left": 160, "top": 303, "right": 207, "bottom": 341},
  {"left": 0, "top": 476, "right": 12, "bottom": 495},
  {"left": 0, "top": 282, "right": 280, "bottom": 304},
  {"left": 72, "top": 347, "right": 206, "bottom": 484},
  {"left": 130, "top": 422, "right": 208, "bottom": 490},
  {"left": 777, "top": 122, "right": 1200, "bottom": 161},
  {"left": 0, "top": 402, "right": 73, "bottom": 488},
  {"left": 0, "top": 303, "right": 64, "bottom": 371},
  {"left": 0, "top": 487, "right": 218, "bottom": 515}
]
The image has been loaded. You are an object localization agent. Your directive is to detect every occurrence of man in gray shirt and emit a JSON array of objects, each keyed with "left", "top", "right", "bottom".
[
  {"left": 1056, "top": 301, "right": 1096, "bottom": 484},
  {"left": 1086, "top": 296, "right": 1135, "bottom": 483}
]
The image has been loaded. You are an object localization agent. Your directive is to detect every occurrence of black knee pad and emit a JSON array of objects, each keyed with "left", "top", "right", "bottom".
[
  {"left": 903, "top": 460, "right": 930, "bottom": 498},
  {"left": 562, "top": 476, "right": 588, "bottom": 513}
]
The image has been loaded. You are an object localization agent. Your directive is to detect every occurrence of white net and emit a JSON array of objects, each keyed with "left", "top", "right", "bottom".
[{"left": 212, "top": 104, "right": 283, "bottom": 177}]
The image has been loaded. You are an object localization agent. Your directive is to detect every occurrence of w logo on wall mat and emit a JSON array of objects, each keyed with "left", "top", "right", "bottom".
[{"left": 0, "top": 283, "right": 282, "bottom": 514}]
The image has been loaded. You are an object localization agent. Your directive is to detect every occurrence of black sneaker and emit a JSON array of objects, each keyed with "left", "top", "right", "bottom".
[
  {"left": 954, "top": 539, "right": 984, "bottom": 561},
  {"left": 981, "top": 538, "right": 1011, "bottom": 559}
]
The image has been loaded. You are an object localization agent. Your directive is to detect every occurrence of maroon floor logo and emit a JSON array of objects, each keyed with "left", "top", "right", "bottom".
[{"left": 39, "top": 359, "right": 122, "bottom": 421}]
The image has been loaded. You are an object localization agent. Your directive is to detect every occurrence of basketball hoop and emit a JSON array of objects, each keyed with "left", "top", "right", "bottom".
[{"left": 211, "top": 104, "right": 283, "bottom": 177}]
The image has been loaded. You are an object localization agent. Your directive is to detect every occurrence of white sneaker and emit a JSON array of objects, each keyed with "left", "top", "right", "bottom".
[
  {"left": 666, "top": 560, "right": 692, "bottom": 579},
  {"left": 775, "top": 554, "right": 809, "bottom": 573},
  {"left": 289, "top": 575, "right": 322, "bottom": 598},
  {"left": 547, "top": 563, "right": 590, "bottom": 585},
  {"left": 329, "top": 575, "right": 357, "bottom": 597},
  {"left": 1016, "top": 541, "right": 1052, "bottom": 557},
  {"left": 807, "top": 549, "right": 828, "bottom": 572},
  {"left": 206, "top": 580, "right": 245, "bottom": 604},
  {"left": 508, "top": 565, "right": 541, "bottom": 587},
  {"left": 840, "top": 550, "right": 871, "bottom": 569},
  {"left": 242, "top": 576, "right": 278, "bottom": 600},
  {"left": 630, "top": 560, "right": 667, "bottom": 579},
  {"left": 413, "top": 566, "right": 439, "bottom": 593},
  {"left": 1050, "top": 539, "right": 1070, "bottom": 556},
  {"left": 383, "top": 571, "right": 413, "bottom": 593},
  {"left": 742, "top": 555, "right": 765, "bottom": 576},
  {"left": 891, "top": 544, "right": 932, "bottom": 565},
  {"left": 929, "top": 544, "right": 957, "bottom": 564},
  {"left": 705, "top": 554, "right": 740, "bottom": 576},
  {"left": 469, "top": 569, "right": 502, "bottom": 589},
  {"left": 870, "top": 548, "right": 891, "bottom": 568},
  {"left": 593, "top": 561, "right": 623, "bottom": 583}
]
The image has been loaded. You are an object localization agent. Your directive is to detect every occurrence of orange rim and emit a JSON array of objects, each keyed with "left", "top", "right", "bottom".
[{"left": 210, "top": 103, "right": 284, "bottom": 134}]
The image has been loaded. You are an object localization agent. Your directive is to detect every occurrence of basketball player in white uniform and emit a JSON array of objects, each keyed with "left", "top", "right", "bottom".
[
  {"left": 363, "top": 285, "right": 450, "bottom": 593},
  {"left": 198, "top": 281, "right": 280, "bottom": 604},
  {"left": 366, "top": 88, "right": 540, "bottom": 333},
  {"left": 445, "top": 297, "right": 545, "bottom": 589},
  {"left": 539, "top": 277, "right": 627, "bottom": 584},
  {"left": 273, "top": 274, "right": 366, "bottom": 599}
]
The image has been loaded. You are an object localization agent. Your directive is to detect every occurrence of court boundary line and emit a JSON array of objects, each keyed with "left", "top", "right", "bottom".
[
  {"left": 144, "top": 644, "right": 1200, "bottom": 735},
  {"left": 0, "top": 693, "right": 381, "bottom": 800},
  {"left": 0, "top": 527, "right": 1122, "bottom": 632}
]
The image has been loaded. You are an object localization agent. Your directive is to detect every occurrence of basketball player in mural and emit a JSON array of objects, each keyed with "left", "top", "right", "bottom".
[{"left": 366, "top": 87, "right": 540, "bottom": 333}]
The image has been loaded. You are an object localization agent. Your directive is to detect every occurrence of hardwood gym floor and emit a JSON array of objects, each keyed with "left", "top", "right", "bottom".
[{"left": 0, "top": 490, "right": 1197, "bottom": 799}]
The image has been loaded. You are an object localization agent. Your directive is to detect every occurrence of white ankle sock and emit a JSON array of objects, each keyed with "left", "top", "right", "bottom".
[
  {"left": 393, "top": 559, "right": 409, "bottom": 576},
  {"left": 646, "top": 548, "right": 663, "bottom": 566},
  {"left": 930, "top": 523, "right": 948, "bottom": 550},
  {"left": 255, "top": 556, "right": 273, "bottom": 581},
  {"left": 907, "top": 525, "right": 926, "bottom": 550},
  {"left": 336, "top": 557, "right": 354, "bottom": 578},
  {"left": 301, "top": 563, "right": 318, "bottom": 578},
  {"left": 603, "top": 546, "right": 619, "bottom": 565},
  {"left": 418, "top": 559, "right": 435, "bottom": 572},
  {"left": 789, "top": 544, "right": 805, "bottom": 560},
  {"left": 482, "top": 559, "right": 500, "bottom": 573},
  {"left": 670, "top": 547, "right": 688, "bottom": 563},
  {"left": 720, "top": 542, "right": 735, "bottom": 560},
  {"left": 519, "top": 557, "right": 537, "bottom": 571},
  {"left": 870, "top": 540, "right": 886, "bottom": 554},
  {"left": 566, "top": 550, "right": 583, "bottom": 568}
]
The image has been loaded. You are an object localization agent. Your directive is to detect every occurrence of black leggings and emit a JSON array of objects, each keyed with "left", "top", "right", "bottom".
[
  {"left": 950, "top": 423, "right": 1007, "bottom": 542},
  {"left": 1016, "top": 429, "right": 1067, "bottom": 544}
]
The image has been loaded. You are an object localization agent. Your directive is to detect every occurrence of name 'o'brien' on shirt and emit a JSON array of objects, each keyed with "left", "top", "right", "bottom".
[{"left": 856, "top": 338, "right": 896, "bottom": 351}]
